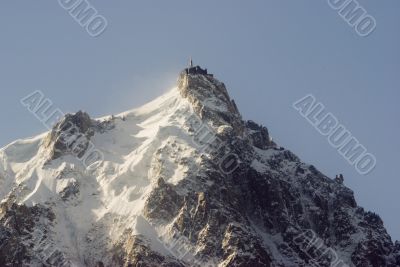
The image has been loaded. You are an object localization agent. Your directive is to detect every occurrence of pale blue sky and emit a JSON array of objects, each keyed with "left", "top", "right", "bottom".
[{"left": 0, "top": 1, "right": 399, "bottom": 240}]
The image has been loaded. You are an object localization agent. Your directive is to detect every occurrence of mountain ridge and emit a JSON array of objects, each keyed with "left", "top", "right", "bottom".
[{"left": 0, "top": 67, "right": 399, "bottom": 266}]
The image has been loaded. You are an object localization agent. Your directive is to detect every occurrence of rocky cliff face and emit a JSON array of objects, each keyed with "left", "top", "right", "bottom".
[{"left": 0, "top": 67, "right": 398, "bottom": 266}]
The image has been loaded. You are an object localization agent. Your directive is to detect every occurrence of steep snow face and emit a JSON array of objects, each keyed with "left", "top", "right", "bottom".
[
  {"left": 0, "top": 86, "right": 209, "bottom": 265},
  {"left": 0, "top": 133, "right": 47, "bottom": 201},
  {"left": 0, "top": 70, "right": 399, "bottom": 267},
  {"left": 1, "top": 73, "right": 250, "bottom": 265},
  {"left": 4, "top": 88, "right": 196, "bottom": 202}
]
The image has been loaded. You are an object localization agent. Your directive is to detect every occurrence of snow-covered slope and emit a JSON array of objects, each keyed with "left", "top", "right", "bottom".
[
  {"left": 0, "top": 67, "right": 399, "bottom": 267},
  {"left": 0, "top": 86, "right": 201, "bottom": 266}
]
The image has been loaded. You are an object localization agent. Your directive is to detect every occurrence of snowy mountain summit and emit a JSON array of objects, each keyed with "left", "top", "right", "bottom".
[{"left": 0, "top": 66, "right": 399, "bottom": 266}]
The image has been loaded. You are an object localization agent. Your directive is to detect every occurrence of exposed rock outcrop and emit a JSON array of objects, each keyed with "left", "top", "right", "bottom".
[{"left": 44, "top": 111, "right": 95, "bottom": 160}]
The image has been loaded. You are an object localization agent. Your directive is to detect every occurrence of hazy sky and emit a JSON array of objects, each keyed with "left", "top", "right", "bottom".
[{"left": 0, "top": 1, "right": 399, "bottom": 240}]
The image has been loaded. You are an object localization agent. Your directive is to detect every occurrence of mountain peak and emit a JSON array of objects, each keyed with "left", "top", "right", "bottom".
[
  {"left": 0, "top": 67, "right": 398, "bottom": 266},
  {"left": 177, "top": 66, "right": 245, "bottom": 137}
]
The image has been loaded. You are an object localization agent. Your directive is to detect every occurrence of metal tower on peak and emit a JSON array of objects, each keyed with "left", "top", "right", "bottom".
[{"left": 189, "top": 57, "right": 193, "bottom": 68}]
